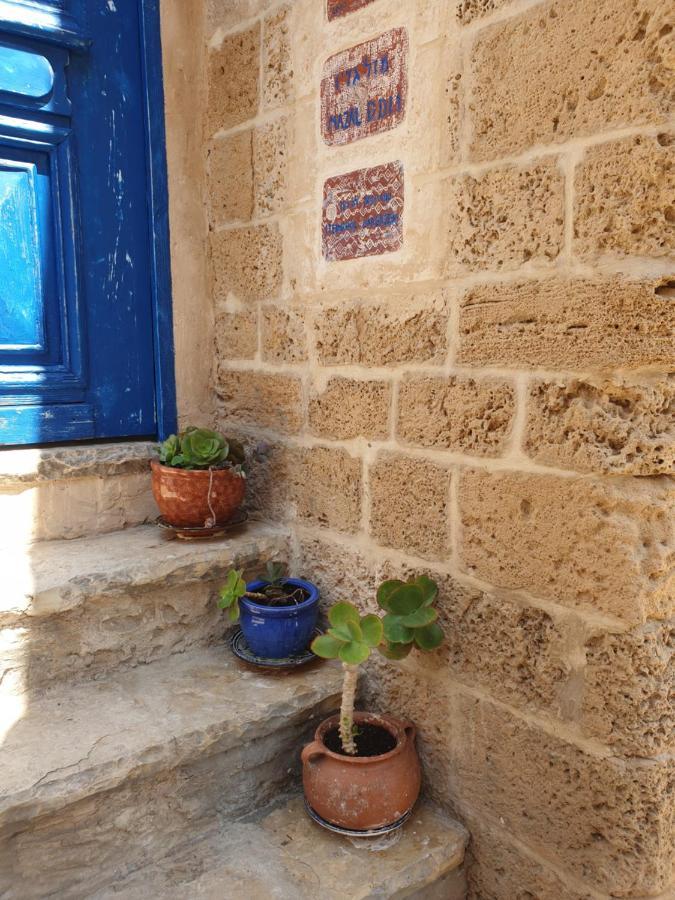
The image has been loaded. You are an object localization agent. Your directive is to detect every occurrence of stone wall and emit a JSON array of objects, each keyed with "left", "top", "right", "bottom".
[{"left": 202, "top": 0, "right": 674, "bottom": 897}]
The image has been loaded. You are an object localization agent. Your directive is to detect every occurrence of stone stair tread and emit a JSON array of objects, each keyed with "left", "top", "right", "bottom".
[
  {"left": 97, "top": 794, "right": 469, "bottom": 900},
  {"left": 0, "top": 647, "right": 342, "bottom": 829},
  {"left": 1, "top": 520, "right": 289, "bottom": 617}
]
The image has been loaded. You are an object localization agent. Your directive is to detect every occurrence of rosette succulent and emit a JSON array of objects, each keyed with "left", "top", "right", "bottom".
[{"left": 158, "top": 427, "right": 245, "bottom": 471}]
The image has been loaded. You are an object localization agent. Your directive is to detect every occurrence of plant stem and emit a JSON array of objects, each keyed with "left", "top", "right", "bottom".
[
  {"left": 340, "top": 663, "right": 359, "bottom": 755},
  {"left": 243, "top": 591, "right": 269, "bottom": 601}
]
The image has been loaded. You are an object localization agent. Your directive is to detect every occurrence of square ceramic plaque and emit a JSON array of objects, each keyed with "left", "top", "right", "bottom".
[
  {"left": 327, "top": 0, "right": 376, "bottom": 21},
  {"left": 322, "top": 161, "right": 404, "bottom": 262},
  {"left": 321, "top": 28, "right": 408, "bottom": 147}
]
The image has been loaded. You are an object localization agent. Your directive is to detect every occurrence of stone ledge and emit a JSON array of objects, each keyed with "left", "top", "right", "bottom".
[
  {"left": 1, "top": 520, "right": 290, "bottom": 619},
  {"left": 0, "top": 441, "right": 157, "bottom": 486},
  {"left": 99, "top": 794, "right": 469, "bottom": 900},
  {"left": 0, "top": 646, "right": 342, "bottom": 831}
]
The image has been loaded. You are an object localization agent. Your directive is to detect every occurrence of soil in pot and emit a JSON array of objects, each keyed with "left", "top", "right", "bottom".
[
  {"left": 324, "top": 724, "right": 397, "bottom": 757},
  {"left": 249, "top": 582, "right": 310, "bottom": 608}
]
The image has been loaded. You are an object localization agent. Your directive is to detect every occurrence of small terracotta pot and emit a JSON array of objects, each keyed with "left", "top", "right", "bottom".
[
  {"left": 151, "top": 460, "right": 245, "bottom": 527},
  {"left": 302, "top": 712, "right": 421, "bottom": 831}
]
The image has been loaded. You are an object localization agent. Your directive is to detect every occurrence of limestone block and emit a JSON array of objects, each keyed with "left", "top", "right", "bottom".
[
  {"left": 582, "top": 620, "right": 674, "bottom": 757},
  {"left": 216, "top": 369, "right": 303, "bottom": 433},
  {"left": 214, "top": 309, "right": 258, "bottom": 360},
  {"left": 525, "top": 376, "right": 675, "bottom": 475},
  {"left": 205, "top": 24, "right": 260, "bottom": 137},
  {"left": 0, "top": 441, "right": 155, "bottom": 484},
  {"left": 457, "top": 0, "right": 512, "bottom": 24},
  {"left": 397, "top": 375, "right": 515, "bottom": 456},
  {"left": 369, "top": 453, "right": 452, "bottom": 559},
  {"left": 450, "top": 693, "right": 675, "bottom": 895},
  {"left": 263, "top": 4, "right": 293, "bottom": 110},
  {"left": 260, "top": 305, "right": 307, "bottom": 363},
  {"left": 297, "top": 531, "right": 379, "bottom": 614},
  {"left": 253, "top": 117, "right": 289, "bottom": 217},
  {"left": 446, "top": 158, "right": 564, "bottom": 273},
  {"left": 242, "top": 440, "right": 297, "bottom": 521},
  {"left": 206, "top": 0, "right": 266, "bottom": 35},
  {"left": 211, "top": 223, "right": 282, "bottom": 303},
  {"left": 457, "top": 276, "right": 675, "bottom": 369},
  {"left": 308, "top": 377, "right": 391, "bottom": 441},
  {"left": 292, "top": 446, "right": 362, "bottom": 534},
  {"left": 574, "top": 132, "right": 675, "bottom": 260},
  {"left": 469, "top": 0, "right": 673, "bottom": 159},
  {"left": 313, "top": 295, "right": 449, "bottom": 367},
  {"left": 207, "top": 131, "right": 253, "bottom": 225},
  {"left": 458, "top": 468, "right": 675, "bottom": 625}
]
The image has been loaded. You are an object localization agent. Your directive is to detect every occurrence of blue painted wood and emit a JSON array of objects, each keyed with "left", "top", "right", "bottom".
[
  {"left": 0, "top": 41, "right": 53, "bottom": 98},
  {"left": 0, "top": 0, "right": 176, "bottom": 446},
  {"left": 0, "top": 0, "right": 87, "bottom": 52}
]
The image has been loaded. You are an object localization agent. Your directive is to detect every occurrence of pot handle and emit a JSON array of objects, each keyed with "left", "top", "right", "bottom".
[
  {"left": 301, "top": 741, "right": 327, "bottom": 767},
  {"left": 403, "top": 720, "right": 417, "bottom": 744}
]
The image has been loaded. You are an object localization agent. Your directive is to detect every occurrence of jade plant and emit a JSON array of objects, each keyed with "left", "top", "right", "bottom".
[
  {"left": 311, "top": 576, "right": 443, "bottom": 755},
  {"left": 158, "top": 427, "right": 245, "bottom": 471}
]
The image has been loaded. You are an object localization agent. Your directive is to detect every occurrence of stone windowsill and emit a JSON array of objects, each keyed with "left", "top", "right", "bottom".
[{"left": 0, "top": 441, "right": 158, "bottom": 486}]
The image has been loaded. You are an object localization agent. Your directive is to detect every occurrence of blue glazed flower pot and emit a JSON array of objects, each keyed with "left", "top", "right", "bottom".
[{"left": 239, "top": 578, "right": 320, "bottom": 659}]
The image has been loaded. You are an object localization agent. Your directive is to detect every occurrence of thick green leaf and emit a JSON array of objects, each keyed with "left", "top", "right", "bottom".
[
  {"left": 401, "top": 606, "right": 438, "bottom": 628},
  {"left": 414, "top": 575, "right": 439, "bottom": 607},
  {"left": 327, "top": 624, "right": 353, "bottom": 643},
  {"left": 379, "top": 640, "right": 413, "bottom": 660},
  {"left": 226, "top": 603, "right": 240, "bottom": 624},
  {"left": 338, "top": 640, "right": 371, "bottom": 665},
  {"left": 360, "top": 614, "right": 383, "bottom": 648},
  {"left": 345, "top": 619, "right": 363, "bottom": 642},
  {"left": 387, "top": 584, "right": 425, "bottom": 616},
  {"left": 376, "top": 579, "right": 405, "bottom": 611},
  {"left": 414, "top": 623, "right": 444, "bottom": 651},
  {"left": 383, "top": 614, "right": 414, "bottom": 644},
  {"left": 311, "top": 634, "right": 343, "bottom": 659},
  {"left": 328, "top": 601, "right": 361, "bottom": 628}
]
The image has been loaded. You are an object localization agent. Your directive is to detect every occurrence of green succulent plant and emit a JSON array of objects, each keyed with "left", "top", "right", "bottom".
[
  {"left": 158, "top": 427, "right": 245, "bottom": 471},
  {"left": 217, "top": 569, "right": 247, "bottom": 623},
  {"left": 311, "top": 575, "right": 444, "bottom": 755}
]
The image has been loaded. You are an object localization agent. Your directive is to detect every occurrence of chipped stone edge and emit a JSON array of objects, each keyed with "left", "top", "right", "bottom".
[{"left": 0, "top": 442, "right": 158, "bottom": 486}]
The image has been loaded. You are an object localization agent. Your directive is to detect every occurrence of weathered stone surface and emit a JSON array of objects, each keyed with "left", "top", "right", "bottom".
[
  {"left": 313, "top": 295, "right": 449, "bottom": 367},
  {"left": 459, "top": 469, "right": 675, "bottom": 625},
  {"left": 207, "top": 131, "right": 253, "bottom": 224},
  {"left": 293, "top": 446, "right": 362, "bottom": 533},
  {"left": 0, "top": 442, "right": 156, "bottom": 485},
  {"left": 215, "top": 308, "right": 258, "bottom": 360},
  {"left": 100, "top": 796, "right": 468, "bottom": 900},
  {"left": 297, "top": 531, "right": 378, "bottom": 614},
  {"left": 369, "top": 453, "right": 452, "bottom": 559},
  {"left": 309, "top": 377, "right": 391, "bottom": 441},
  {"left": 0, "top": 649, "right": 341, "bottom": 897},
  {"left": 397, "top": 375, "right": 515, "bottom": 456},
  {"left": 216, "top": 369, "right": 303, "bottom": 434},
  {"left": 260, "top": 305, "right": 307, "bottom": 363},
  {"left": 446, "top": 158, "right": 564, "bottom": 273},
  {"left": 211, "top": 223, "right": 283, "bottom": 304},
  {"left": 253, "top": 117, "right": 289, "bottom": 217},
  {"left": 574, "top": 132, "right": 675, "bottom": 259},
  {"left": 206, "top": 0, "right": 266, "bottom": 35},
  {"left": 457, "top": 0, "right": 512, "bottom": 24},
  {"left": 469, "top": 0, "right": 673, "bottom": 160},
  {"left": 262, "top": 4, "right": 293, "bottom": 111},
  {"left": 240, "top": 440, "right": 297, "bottom": 522},
  {"left": 205, "top": 25, "right": 260, "bottom": 137},
  {"left": 450, "top": 693, "right": 675, "bottom": 895},
  {"left": 582, "top": 620, "right": 674, "bottom": 757},
  {"left": 457, "top": 277, "right": 675, "bottom": 369},
  {"left": 525, "top": 376, "right": 675, "bottom": 475}
]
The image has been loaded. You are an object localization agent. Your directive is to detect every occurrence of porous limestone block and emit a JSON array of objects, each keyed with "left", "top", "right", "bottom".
[
  {"left": 211, "top": 223, "right": 283, "bottom": 304},
  {"left": 206, "top": 131, "right": 253, "bottom": 225},
  {"left": 205, "top": 24, "right": 260, "bottom": 137},
  {"left": 457, "top": 0, "right": 513, "bottom": 24},
  {"left": 450, "top": 693, "right": 675, "bottom": 896},
  {"left": 574, "top": 132, "right": 675, "bottom": 260},
  {"left": 457, "top": 277, "right": 675, "bottom": 369},
  {"left": 445, "top": 158, "right": 564, "bottom": 274},
  {"left": 369, "top": 453, "right": 452, "bottom": 560},
  {"left": 214, "top": 308, "right": 258, "bottom": 360},
  {"left": 458, "top": 468, "right": 675, "bottom": 625},
  {"left": 263, "top": 4, "right": 293, "bottom": 110},
  {"left": 253, "top": 116, "right": 290, "bottom": 217},
  {"left": 260, "top": 305, "right": 307, "bottom": 364},
  {"left": 242, "top": 441, "right": 297, "bottom": 522},
  {"left": 525, "top": 376, "right": 675, "bottom": 475},
  {"left": 206, "top": 0, "right": 266, "bottom": 35},
  {"left": 308, "top": 377, "right": 392, "bottom": 441},
  {"left": 469, "top": 0, "right": 673, "bottom": 160},
  {"left": 292, "top": 446, "right": 362, "bottom": 534},
  {"left": 297, "top": 530, "right": 379, "bottom": 614},
  {"left": 313, "top": 295, "right": 449, "bottom": 367},
  {"left": 216, "top": 369, "right": 303, "bottom": 434},
  {"left": 582, "top": 620, "right": 674, "bottom": 757},
  {"left": 397, "top": 375, "right": 515, "bottom": 457}
]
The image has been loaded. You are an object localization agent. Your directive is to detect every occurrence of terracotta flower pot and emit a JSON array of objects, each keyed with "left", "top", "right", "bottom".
[
  {"left": 302, "top": 711, "right": 421, "bottom": 831},
  {"left": 151, "top": 460, "right": 245, "bottom": 527}
]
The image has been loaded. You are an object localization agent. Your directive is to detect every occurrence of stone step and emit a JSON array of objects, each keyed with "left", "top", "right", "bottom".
[
  {"left": 1, "top": 520, "right": 289, "bottom": 696},
  {"left": 0, "top": 441, "right": 157, "bottom": 545},
  {"left": 97, "top": 794, "right": 469, "bottom": 900},
  {"left": 0, "top": 647, "right": 342, "bottom": 898}
]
